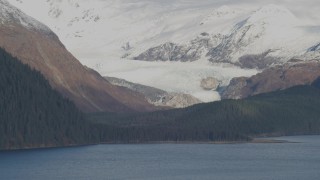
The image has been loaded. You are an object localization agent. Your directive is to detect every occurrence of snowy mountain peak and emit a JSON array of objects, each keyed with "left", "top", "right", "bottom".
[
  {"left": 201, "top": 5, "right": 241, "bottom": 25},
  {"left": 256, "top": 4, "right": 291, "bottom": 14},
  {"left": 207, "top": 4, "right": 311, "bottom": 64},
  {"left": 246, "top": 4, "right": 296, "bottom": 25},
  {"left": 0, "top": 0, "right": 51, "bottom": 33},
  {"left": 212, "top": 5, "right": 234, "bottom": 17}
]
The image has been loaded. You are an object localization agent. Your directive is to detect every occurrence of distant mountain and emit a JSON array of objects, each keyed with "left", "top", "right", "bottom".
[
  {"left": 0, "top": 0, "right": 157, "bottom": 113},
  {"left": 135, "top": 4, "right": 319, "bottom": 66},
  {"left": 10, "top": 1, "right": 320, "bottom": 65},
  {"left": 0, "top": 47, "right": 98, "bottom": 150}
]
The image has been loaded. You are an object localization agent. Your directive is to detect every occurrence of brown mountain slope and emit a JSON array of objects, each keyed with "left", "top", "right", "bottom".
[
  {"left": 0, "top": 0, "right": 157, "bottom": 112},
  {"left": 222, "top": 61, "right": 320, "bottom": 99}
]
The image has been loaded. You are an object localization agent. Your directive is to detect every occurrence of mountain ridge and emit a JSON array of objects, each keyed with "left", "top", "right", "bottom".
[{"left": 0, "top": 0, "right": 157, "bottom": 112}]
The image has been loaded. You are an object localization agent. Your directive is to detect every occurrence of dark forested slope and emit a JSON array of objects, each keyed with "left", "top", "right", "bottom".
[
  {"left": 0, "top": 48, "right": 98, "bottom": 150},
  {"left": 89, "top": 84, "right": 320, "bottom": 143}
]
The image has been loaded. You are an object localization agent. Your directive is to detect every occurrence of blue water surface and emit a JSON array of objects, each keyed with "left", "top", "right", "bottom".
[{"left": 0, "top": 135, "right": 320, "bottom": 180}]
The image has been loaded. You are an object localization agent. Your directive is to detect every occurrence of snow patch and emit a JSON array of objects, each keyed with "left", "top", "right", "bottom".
[
  {"left": 0, "top": 0, "right": 52, "bottom": 33},
  {"left": 246, "top": 4, "right": 297, "bottom": 26}
]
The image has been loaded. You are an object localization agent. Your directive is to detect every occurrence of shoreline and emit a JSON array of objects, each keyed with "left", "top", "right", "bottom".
[
  {"left": 0, "top": 138, "right": 294, "bottom": 151},
  {"left": 0, "top": 143, "right": 100, "bottom": 152},
  {"left": 99, "top": 138, "right": 292, "bottom": 145},
  {"left": 250, "top": 138, "right": 291, "bottom": 144}
]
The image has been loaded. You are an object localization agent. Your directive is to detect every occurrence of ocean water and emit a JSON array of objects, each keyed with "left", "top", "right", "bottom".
[{"left": 0, "top": 136, "right": 320, "bottom": 180}]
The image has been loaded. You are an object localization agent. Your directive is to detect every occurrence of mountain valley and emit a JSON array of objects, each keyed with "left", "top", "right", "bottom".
[
  {"left": 8, "top": 0, "right": 320, "bottom": 103},
  {"left": 1, "top": 0, "right": 320, "bottom": 149}
]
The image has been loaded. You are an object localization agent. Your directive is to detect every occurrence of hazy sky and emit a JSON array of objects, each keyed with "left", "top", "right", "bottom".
[{"left": 222, "top": 0, "right": 319, "bottom": 20}]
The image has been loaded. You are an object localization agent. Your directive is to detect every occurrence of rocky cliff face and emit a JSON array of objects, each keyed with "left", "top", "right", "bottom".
[
  {"left": 134, "top": 34, "right": 224, "bottom": 62},
  {"left": 222, "top": 61, "right": 320, "bottom": 99},
  {"left": 0, "top": 0, "right": 156, "bottom": 112}
]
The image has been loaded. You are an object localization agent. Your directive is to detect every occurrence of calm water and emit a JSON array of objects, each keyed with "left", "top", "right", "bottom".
[{"left": 1, "top": 136, "right": 320, "bottom": 180}]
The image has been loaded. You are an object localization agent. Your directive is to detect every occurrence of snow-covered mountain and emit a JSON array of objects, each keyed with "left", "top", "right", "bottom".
[
  {"left": 208, "top": 5, "right": 300, "bottom": 63},
  {"left": 135, "top": 4, "right": 320, "bottom": 66},
  {"left": 7, "top": 0, "right": 320, "bottom": 102},
  {"left": 9, "top": 0, "right": 247, "bottom": 61},
  {"left": 8, "top": 0, "right": 320, "bottom": 61}
]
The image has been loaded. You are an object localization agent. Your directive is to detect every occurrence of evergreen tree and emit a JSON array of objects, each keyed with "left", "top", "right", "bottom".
[{"left": 0, "top": 48, "right": 98, "bottom": 150}]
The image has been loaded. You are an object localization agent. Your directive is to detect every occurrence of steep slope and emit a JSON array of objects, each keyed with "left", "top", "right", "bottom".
[
  {"left": 0, "top": 47, "right": 98, "bottom": 150},
  {"left": 0, "top": 0, "right": 156, "bottom": 112}
]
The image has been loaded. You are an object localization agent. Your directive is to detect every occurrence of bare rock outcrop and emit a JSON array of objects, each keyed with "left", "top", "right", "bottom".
[
  {"left": 161, "top": 93, "right": 202, "bottom": 108},
  {"left": 200, "top": 77, "right": 219, "bottom": 90}
]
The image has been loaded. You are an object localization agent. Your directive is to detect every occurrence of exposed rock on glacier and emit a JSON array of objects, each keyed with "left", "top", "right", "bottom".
[{"left": 200, "top": 77, "right": 220, "bottom": 90}]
